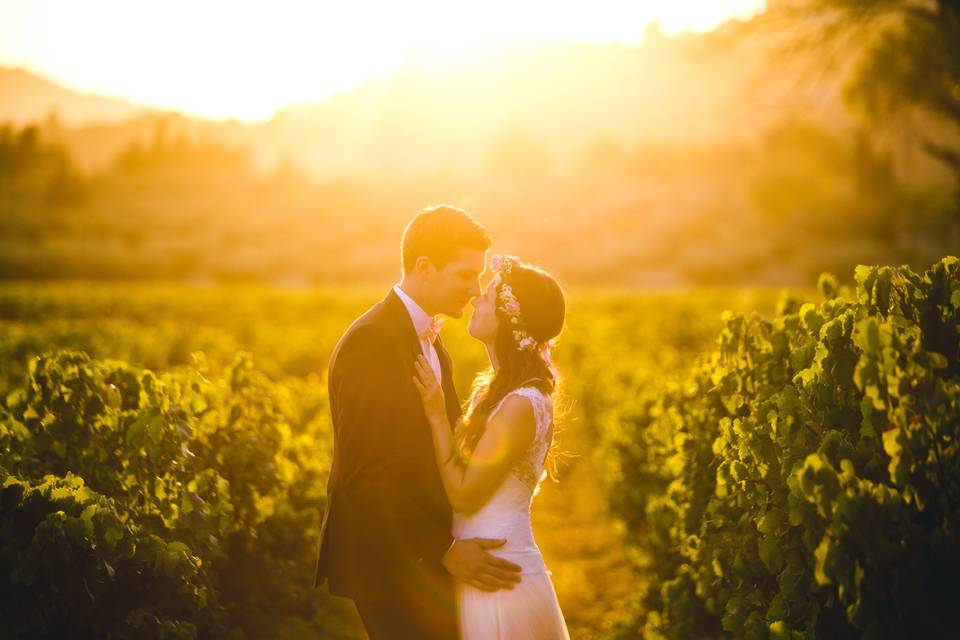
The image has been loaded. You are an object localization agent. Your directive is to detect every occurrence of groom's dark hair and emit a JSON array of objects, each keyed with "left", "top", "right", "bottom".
[{"left": 401, "top": 204, "right": 491, "bottom": 275}]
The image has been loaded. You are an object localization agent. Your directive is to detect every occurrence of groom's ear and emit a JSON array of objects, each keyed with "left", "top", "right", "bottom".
[{"left": 412, "top": 255, "right": 436, "bottom": 277}]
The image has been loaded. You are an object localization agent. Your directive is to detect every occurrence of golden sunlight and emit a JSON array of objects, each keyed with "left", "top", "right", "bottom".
[
  {"left": 0, "top": 0, "right": 766, "bottom": 121},
  {"left": 3, "top": 0, "right": 959, "bottom": 636}
]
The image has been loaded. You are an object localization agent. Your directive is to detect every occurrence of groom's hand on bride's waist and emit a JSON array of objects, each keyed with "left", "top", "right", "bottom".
[{"left": 441, "top": 538, "right": 523, "bottom": 591}]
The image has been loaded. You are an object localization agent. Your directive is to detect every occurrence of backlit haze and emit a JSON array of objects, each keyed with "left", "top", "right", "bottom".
[
  {"left": 0, "top": 0, "right": 766, "bottom": 121},
  {"left": 2, "top": 0, "right": 951, "bottom": 288}
]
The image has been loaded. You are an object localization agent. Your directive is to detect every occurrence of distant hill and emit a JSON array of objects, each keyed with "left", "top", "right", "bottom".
[
  {"left": 0, "top": 67, "right": 157, "bottom": 126},
  {"left": 1, "top": 19, "right": 855, "bottom": 177}
]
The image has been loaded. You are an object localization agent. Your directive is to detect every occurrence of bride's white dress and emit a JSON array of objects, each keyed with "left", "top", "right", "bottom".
[{"left": 453, "top": 386, "right": 570, "bottom": 640}]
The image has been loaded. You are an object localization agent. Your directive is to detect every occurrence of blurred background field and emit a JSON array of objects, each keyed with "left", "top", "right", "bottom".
[{"left": 1, "top": 4, "right": 958, "bottom": 288}]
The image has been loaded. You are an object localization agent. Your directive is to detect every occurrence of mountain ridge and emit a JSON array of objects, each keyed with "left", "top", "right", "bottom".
[{"left": 1, "top": 26, "right": 853, "bottom": 178}]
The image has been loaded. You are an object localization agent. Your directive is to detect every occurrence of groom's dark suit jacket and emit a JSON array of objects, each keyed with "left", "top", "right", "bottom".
[{"left": 315, "top": 289, "right": 462, "bottom": 626}]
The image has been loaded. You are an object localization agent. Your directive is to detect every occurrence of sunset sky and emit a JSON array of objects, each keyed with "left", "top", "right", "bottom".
[{"left": 0, "top": 0, "right": 766, "bottom": 121}]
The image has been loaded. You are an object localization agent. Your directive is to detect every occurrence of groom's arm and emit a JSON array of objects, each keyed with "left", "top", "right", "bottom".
[{"left": 330, "top": 328, "right": 395, "bottom": 484}]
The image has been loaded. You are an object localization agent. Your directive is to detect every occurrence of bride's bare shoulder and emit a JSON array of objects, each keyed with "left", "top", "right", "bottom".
[{"left": 486, "top": 394, "right": 537, "bottom": 442}]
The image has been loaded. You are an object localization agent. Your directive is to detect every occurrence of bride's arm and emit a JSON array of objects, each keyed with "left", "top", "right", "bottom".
[{"left": 413, "top": 355, "right": 535, "bottom": 515}]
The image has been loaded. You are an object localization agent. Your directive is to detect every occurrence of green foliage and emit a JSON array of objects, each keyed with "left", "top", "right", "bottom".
[
  {"left": 0, "top": 349, "right": 347, "bottom": 638},
  {"left": 1, "top": 472, "right": 207, "bottom": 640},
  {"left": 602, "top": 257, "right": 960, "bottom": 639},
  {"left": 3, "top": 267, "right": 956, "bottom": 637},
  {"left": 0, "top": 282, "right": 783, "bottom": 637},
  {"left": 748, "top": 121, "right": 928, "bottom": 240},
  {"left": 837, "top": 1, "right": 960, "bottom": 147},
  {"left": 803, "top": 0, "right": 960, "bottom": 192}
]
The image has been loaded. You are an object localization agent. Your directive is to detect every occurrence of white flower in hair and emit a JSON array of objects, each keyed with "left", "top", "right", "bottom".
[
  {"left": 489, "top": 253, "right": 560, "bottom": 373},
  {"left": 490, "top": 253, "right": 538, "bottom": 352},
  {"left": 490, "top": 253, "right": 518, "bottom": 276}
]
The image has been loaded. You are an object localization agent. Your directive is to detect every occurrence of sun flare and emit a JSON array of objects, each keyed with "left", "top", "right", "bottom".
[{"left": 0, "top": 0, "right": 765, "bottom": 121}]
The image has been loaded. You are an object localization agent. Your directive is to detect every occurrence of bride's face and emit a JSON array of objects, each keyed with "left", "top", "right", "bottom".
[{"left": 467, "top": 282, "right": 500, "bottom": 342}]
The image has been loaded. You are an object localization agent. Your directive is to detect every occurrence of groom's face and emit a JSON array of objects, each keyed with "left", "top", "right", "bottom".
[{"left": 429, "top": 247, "right": 486, "bottom": 318}]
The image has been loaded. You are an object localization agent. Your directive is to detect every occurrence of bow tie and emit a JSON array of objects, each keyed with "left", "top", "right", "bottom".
[{"left": 419, "top": 316, "right": 444, "bottom": 343}]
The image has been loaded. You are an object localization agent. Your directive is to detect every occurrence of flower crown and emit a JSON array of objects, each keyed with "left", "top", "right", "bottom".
[
  {"left": 489, "top": 254, "right": 536, "bottom": 350},
  {"left": 488, "top": 254, "right": 558, "bottom": 378}
]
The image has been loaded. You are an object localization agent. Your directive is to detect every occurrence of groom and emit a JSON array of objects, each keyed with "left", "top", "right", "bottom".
[{"left": 315, "top": 205, "right": 523, "bottom": 639}]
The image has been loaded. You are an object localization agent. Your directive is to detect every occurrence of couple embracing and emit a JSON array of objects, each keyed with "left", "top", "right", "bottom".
[{"left": 315, "top": 205, "right": 570, "bottom": 639}]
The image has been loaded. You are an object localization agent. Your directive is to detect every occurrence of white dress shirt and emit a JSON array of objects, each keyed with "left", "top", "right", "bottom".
[{"left": 393, "top": 284, "right": 442, "bottom": 381}]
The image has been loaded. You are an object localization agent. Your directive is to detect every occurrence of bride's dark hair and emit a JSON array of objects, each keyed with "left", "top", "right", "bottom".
[{"left": 453, "top": 260, "right": 567, "bottom": 480}]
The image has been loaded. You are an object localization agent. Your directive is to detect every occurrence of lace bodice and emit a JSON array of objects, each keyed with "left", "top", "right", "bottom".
[
  {"left": 453, "top": 385, "right": 555, "bottom": 574},
  {"left": 486, "top": 386, "right": 554, "bottom": 495}
]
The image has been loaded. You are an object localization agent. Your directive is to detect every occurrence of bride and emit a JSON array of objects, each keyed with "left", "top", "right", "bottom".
[{"left": 412, "top": 254, "right": 571, "bottom": 640}]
